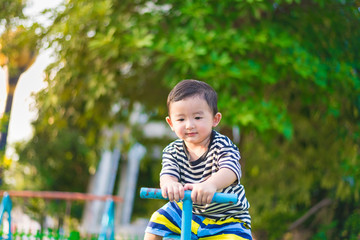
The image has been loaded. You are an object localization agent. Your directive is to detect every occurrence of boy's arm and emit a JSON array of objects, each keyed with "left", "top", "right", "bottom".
[
  {"left": 160, "top": 174, "right": 184, "bottom": 202},
  {"left": 184, "top": 168, "right": 237, "bottom": 205}
]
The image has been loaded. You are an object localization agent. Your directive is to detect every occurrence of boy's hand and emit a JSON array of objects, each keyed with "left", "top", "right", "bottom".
[
  {"left": 184, "top": 168, "right": 237, "bottom": 205},
  {"left": 184, "top": 182, "right": 217, "bottom": 205},
  {"left": 160, "top": 175, "right": 184, "bottom": 202}
]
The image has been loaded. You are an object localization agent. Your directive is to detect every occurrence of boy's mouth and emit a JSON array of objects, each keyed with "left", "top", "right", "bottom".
[{"left": 186, "top": 132, "right": 197, "bottom": 136}]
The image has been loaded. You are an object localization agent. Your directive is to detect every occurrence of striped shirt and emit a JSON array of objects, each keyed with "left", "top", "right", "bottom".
[{"left": 160, "top": 130, "right": 251, "bottom": 228}]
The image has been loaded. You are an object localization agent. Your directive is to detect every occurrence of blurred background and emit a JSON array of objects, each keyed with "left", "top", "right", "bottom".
[{"left": 0, "top": 0, "right": 359, "bottom": 239}]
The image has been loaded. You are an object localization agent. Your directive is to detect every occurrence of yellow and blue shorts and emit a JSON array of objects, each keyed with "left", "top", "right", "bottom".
[{"left": 145, "top": 201, "right": 252, "bottom": 240}]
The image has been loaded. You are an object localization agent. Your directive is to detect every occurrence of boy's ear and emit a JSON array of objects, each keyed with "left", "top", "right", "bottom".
[
  {"left": 212, "top": 112, "right": 222, "bottom": 127},
  {"left": 166, "top": 116, "right": 174, "bottom": 131}
]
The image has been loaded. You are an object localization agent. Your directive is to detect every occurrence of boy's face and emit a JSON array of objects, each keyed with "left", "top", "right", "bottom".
[{"left": 166, "top": 96, "right": 221, "bottom": 148}]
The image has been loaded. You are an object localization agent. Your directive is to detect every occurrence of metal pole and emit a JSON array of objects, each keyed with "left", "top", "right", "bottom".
[{"left": 181, "top": 197, "right": 193, "bottom": 240}]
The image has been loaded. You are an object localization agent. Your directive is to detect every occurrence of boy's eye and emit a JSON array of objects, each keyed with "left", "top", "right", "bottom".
[
  {"left": 195, "top": 117, "right": 202, "bottom": 120},
  {"left": 177, "top": 118, "right": 184, "bottom": 121}
]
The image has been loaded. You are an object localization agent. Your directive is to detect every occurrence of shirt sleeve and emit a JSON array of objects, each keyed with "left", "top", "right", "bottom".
[
  {"left": 160, "top": 145, "right": 180, "bottom": 180},
  {"left": 218, "top": 144, "right": 242, "bottom": 184}
]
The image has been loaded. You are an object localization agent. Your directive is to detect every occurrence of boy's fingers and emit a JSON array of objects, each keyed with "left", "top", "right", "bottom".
[
  {"left": 191, "top": 191, "right": 198, "bottom": 203},
  {"left": 163, "top": 187, "right": 173, "bottom": 201},
  {"left": 161, "top": 187, "right": 168, "bottom": 199},
  {"left": 178, "top": 185, "right": 184, "bottom": 200},
  {"left": 206, "top": 195, "right": 213, "bottom": 204},
  {"left": 162, "top": 184, "right": 185, "bottom": 202},
  {"left": 183, "top": 183, "right": 193, "bottom": 191},
  {"left": 201, "top": 195, "right": 206, "bottom": 205},
  {"left": 173, "top": 188, "right": 180, "bottom": 202},
  {"left": 175, "top": 185, "right": 185, "bottom": 201},
  {"left": 168, "top": 189, "right": 174, "bottom": 201}
]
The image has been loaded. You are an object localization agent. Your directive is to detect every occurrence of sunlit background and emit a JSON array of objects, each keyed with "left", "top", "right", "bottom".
[
  {"left": 1, "top": 1, "right": 359, "bottom": 239},
  {"left": 0, "top": 0, "right": 62, "bottom": 158}
]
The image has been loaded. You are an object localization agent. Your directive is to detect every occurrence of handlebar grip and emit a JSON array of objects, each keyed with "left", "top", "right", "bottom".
[{"left": 140, "top": 187, "right": 238, "bottom": 204}]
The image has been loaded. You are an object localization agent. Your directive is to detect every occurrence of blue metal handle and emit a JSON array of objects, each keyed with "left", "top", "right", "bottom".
[
  {"left": 140, "top": 187, "right": 238, "bottom": 204},
  {"left": 0, "top": 192, "right": 12, "bottom": 240},
  {"left": 141, "top": 187, "right": 238, "bottom": 240},
  {"left": 98, "top": 199, "right": 115, "bottom": 240}
]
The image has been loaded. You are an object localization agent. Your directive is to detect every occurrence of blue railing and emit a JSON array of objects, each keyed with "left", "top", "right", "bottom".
[
  {"left": 0, "top": 192, "right": 117, "bottom": 240},
  {"left": 98, "top": 199, "right": 115, "bottom": 240},
  {"left": 140, "top": 187, "right": 238, "bottom": 240},
  {"left": 0, "top": 192, "right": 12, "bottom": 240}
]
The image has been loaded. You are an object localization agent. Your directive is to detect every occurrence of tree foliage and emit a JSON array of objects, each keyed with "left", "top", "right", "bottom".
[
  {"left": 0, "top": 0, "right": 41, "bottom": 184},
  {"left": 0, "top": 0, "right": 25, "bottom": 27},
  {"left": 0, "top": 0, "right": 26, "bottom": 162},
  {"left": 16, "top": 0, "right": 360, "bottom": 239}
]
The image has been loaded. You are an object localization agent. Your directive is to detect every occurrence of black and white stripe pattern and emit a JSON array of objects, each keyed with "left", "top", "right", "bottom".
[{"left": 160, "top": 130, "right": 251, "bottom": 228}]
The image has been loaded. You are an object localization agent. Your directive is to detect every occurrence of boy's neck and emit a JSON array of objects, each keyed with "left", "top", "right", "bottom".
[
  {"left": 184, "top": 132, "right": 213, "bottom": 161},
  {"left": 185, "top": 143, "right": 208, "bottom": 162}
]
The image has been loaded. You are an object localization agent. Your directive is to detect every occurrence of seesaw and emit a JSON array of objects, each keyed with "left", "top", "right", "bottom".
[{"left": 140, "top": 187, "right": 238, "bottom": 240}]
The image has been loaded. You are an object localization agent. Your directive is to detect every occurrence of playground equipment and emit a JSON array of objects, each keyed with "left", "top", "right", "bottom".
[
  {"left": 140, "top": 187, "right": 238, "bottom": 240},
  {"left": 98, "top": 199, "right": 115, "bottom": 240},
  {"left": 0, "top": 191, "right": 116, "bottom": 240},
  {"left": 0, "top": 192, "right": 12, "bottom": 240}
]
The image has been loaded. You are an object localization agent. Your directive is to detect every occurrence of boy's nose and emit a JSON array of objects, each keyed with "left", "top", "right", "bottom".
[{"left": 185, "top": 120, "right": 194, "bottom": 129}]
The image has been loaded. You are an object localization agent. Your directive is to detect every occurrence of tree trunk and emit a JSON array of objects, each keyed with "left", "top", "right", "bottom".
[
  {"left": 0, "top": 72, "right": 21, "bottom": 185},
  {"left": 0, "top": 74, "right": 21, "bottom": 151}
]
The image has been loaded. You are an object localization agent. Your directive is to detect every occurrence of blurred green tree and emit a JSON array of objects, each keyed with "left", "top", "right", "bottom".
[
  {"left": 16, "top": 0, "right": 359, "bottom": 239},
  {"left": 0, "top": 0, "right": 25, "bottom": 25},
  {"left": 0, "top": 0, "right": 41, "bottom": 185}
]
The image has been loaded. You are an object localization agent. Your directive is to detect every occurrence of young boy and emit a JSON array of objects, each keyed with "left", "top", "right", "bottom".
[{"left": 144, "top": 80, "right": 252, "bottom": 240}]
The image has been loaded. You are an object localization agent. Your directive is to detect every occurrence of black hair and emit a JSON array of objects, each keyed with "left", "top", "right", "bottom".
[{"left": 167, "top": 79, "right": 218, "bottom": 115}]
